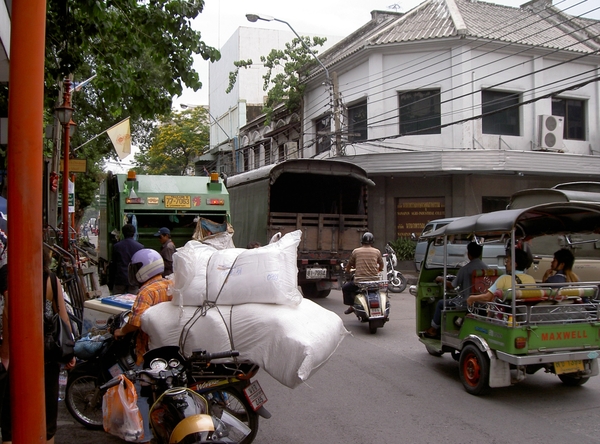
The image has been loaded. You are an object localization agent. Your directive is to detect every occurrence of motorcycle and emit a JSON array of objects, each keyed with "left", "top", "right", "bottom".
[
  {"left": 145, "top": 346, "right": 270, "bottom": 444},
  {"left": 384, "top": 243, "right": 407, "bottom": 293},
  {"left": 101, "top": 348, "right": 251, "bottom": 443},
  {"left": 66, "top": 314, "right": 268, "bottom": 444},
  {"left": 65, "top": 311, "right": 137, "bottom": 430},
  {"left": 352, "top": 280, "right": 390, "bottom": 334}
]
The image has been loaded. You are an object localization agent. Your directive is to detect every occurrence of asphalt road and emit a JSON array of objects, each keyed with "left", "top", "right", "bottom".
[{"left": 55, "top": 287, "right": 600, "bottom": 443}]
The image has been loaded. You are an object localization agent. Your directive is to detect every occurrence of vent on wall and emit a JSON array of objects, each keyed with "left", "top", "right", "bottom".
[{"left": 538, "top": 115, "right": 564, "bottom": 150}]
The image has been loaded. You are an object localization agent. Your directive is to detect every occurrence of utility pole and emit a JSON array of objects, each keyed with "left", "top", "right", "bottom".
[
  {"left": 7, "top": 0, "right": 47, "bottom": 440},
  {"left": 332, "top": 71, "right": 342, "bottom": 157}
]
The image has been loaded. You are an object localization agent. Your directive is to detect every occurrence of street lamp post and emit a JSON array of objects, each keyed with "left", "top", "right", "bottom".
[
  {"left": 245, "top": 13, "right": 342, "bottom": 156},
  {"left": 55, "top": 78, "right": 74, "bottom": 250}
]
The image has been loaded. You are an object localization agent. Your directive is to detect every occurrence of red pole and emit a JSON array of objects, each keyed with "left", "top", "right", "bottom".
[{"left": 7, "top": 0, "right": 48, "bottom": 441}]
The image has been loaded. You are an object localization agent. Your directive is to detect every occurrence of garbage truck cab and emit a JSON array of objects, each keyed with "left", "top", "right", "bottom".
[
  {"left": 98, "top": 170, "right": 230, "bottom": 285},
  {"left": 411, "top": 202, "right": 600, "bottom": 395}
]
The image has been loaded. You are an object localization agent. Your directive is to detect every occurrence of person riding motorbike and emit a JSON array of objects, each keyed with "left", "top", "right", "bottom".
[
  {"left": 342, "top": 232, "right": 384, "bottom": 315},
  {"left": 114, "top": 248, "right": 172, "bottom": 443}
]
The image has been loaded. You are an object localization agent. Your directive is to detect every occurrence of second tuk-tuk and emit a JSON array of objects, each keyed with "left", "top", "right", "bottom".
[{"left": 410, "top": 202, "right": 600, "bottom": 395}]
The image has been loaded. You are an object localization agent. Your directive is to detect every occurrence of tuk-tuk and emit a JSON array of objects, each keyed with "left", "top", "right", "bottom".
[{"left": 410, "top": 202, "right": 600, "bottom": 395}]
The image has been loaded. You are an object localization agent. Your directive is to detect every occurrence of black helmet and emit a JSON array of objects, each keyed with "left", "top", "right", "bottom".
[{"left": 361, "top": 232, "right": 374, "bottom": 245}]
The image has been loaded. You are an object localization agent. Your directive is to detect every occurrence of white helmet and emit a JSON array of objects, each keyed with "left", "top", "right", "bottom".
[{"left": 128, "top": 249, "right": 164, "bottom": 285}]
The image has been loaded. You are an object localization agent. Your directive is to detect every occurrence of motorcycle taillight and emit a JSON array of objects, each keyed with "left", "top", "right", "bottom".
[{"left": 369, "top": 299, "right": 380, "bottom": 308}]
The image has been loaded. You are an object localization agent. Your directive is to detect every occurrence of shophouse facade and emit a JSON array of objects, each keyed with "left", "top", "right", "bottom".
[{"left": 298, "top": 0, "right": 600, "bottom": 246}]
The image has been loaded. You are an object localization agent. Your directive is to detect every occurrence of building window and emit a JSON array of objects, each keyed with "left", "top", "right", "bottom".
[
  {"left": 315, "top": 115, "right": 332, "bottom": 154},
  {"left": 254, "top": 145, "right": 262, "bottom": 168},
  {"left": 482, "top": 90, "right": 520, "bottom": 136},
  {"left": 264, "top": 142, "right": 271, "bottom": 165},
  {"left": 347, "top": 100, "right": 368, "bottom": 142},
  {"left": 398, "top": 89, "right": 441, "bottom": 135},
  {"left": 242, "top": 148, "right": 250, "bottom": 172},
  {"left": 552, "top": 98, "right": 585, "bottom": 140}
]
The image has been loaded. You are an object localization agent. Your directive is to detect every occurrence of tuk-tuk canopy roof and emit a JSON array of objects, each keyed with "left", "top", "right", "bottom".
[
  {"left": 508, "top": 188, "right": 600, "bottom": 209},
  {"left": 424, "top": 203, "right": 600, "bottom": 240}
]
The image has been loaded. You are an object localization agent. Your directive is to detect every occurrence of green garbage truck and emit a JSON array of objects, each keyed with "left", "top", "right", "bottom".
[{"left": 97, "top": 170, "right": 230, "bottom": 285}]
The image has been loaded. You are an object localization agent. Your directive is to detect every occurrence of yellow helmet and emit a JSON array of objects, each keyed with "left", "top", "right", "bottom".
[{"left": 169, "top": 414, "right": 219, "bottom": 444}]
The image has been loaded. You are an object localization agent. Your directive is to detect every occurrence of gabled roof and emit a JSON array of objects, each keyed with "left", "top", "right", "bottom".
[{"left": 318, "top": 0, "right": 600, "bottom": 69}]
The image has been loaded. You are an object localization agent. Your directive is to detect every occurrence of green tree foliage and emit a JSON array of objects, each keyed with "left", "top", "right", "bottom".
[
  {"left": 41, "top": 0, "right": 219, "bottom": 222},
  {"left": 226, "top": 36, "right": 327, "bottom": 124},
  {"left": 134, "top": 107, "right": 209, "bottom": 176}
]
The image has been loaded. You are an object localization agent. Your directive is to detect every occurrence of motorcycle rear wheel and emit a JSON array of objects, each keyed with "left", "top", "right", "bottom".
[
  {"left": 65, "top": 374, "right": 104, "bottom": 429},
  {"left": 387, "top": 272, "right": 407, "bottom": 293},
  {"left": 203, "top": 388, "right": 259, "bottom": 444}
]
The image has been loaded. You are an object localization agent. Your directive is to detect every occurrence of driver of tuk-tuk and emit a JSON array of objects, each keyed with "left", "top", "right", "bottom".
[
  {"left": 424, "top": 242, "right": 486, "bottom": 338},
  {"left": 467, "top": 247, "right": 535, "bottom": 305}
]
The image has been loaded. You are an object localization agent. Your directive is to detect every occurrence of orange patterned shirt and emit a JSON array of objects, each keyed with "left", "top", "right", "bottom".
[{"left": 129, "top": 275, "right": 171, "bottom": 364}]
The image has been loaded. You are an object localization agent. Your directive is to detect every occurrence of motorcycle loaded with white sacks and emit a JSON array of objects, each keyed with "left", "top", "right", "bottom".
[
  {"left": 384, "top": 242, "right": 408, "bottom": 293},
  {"left": 343, "top": 232, "right": 390, "bottom": 334}
]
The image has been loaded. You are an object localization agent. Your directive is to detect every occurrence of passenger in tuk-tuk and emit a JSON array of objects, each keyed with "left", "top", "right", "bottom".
[
  {"left": 542, "top": 249, "right": 579, "bottom": 284},
  {"left": 424, "top": 242, "right": 487, "bottom": 338},
  {"left": 467, "top": 247, "right": 535, "bottom": 305}
]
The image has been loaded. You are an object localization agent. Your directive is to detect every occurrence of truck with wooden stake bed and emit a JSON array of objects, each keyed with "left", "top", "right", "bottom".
[{"left": 226, "top": 159, "right": 374, "bottom": 298}]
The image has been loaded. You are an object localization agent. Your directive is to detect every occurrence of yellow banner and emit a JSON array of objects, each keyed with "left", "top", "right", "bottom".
[{"left": 106, "top": 118, "right": 131, "bottom": 160}]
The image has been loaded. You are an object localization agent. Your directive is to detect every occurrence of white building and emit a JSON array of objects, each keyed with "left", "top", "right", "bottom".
[
  {"left": 299, "top": 0, "right": 600, "bottom": 244},
  {"left": 207, "top": 26, "right": 341, "bottom": 174}
]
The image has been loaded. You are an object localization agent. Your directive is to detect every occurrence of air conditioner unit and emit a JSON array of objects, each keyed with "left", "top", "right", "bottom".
[
  {"left": 538, "top": 115, "right": 564, "bottom": 150},
  {"left": 284, "top": 141, "right": 298, "bottom": 159}
]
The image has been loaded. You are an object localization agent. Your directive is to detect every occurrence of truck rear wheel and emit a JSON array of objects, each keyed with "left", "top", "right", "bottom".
[{"left": 300, "top": 284, "right": 329, "bottom": 298}]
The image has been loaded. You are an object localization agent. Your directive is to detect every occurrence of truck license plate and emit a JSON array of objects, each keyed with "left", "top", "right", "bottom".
[
  {"left": 243, "top": 381, "right": 267, "bottom": 411},
  {"left": 164, "top": 195, "right": 191, "bottom": 208},
  {"left": 306, "top": 268, "right": 327, "bottom": 279},
  {"left": 554, "top": 360, "right": 584, "bottom": 374}
]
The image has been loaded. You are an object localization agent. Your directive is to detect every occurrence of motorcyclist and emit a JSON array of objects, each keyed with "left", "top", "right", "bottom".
[
  {"left": 114, "top": 248, "right": 172, "bottom": 444},
  {"left": 342, "top": 232, "right": 384, "bottom": 314}
]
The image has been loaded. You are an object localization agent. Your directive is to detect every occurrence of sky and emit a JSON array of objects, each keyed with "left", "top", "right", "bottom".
[{"left": 173, "top": 0, "right": 600, "bottom": 107}]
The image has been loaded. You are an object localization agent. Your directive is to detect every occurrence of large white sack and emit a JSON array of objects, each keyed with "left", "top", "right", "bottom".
[
  {"left": 206, "top": 230, "right": 302, "bottom": 306},
  {"left": 226, "top": 300, "right": 348, "bottom": 388},
  {"left": 200, "top": 231, "right": 235, "bottom": 250},
  {"left": 172, "top": 241, "right": 216, "bottom": 306},
  {"left": 142, "top": 302, "right": 232, "bottom": 353},
  {"left": 141, "top": 299, "right": 348, "bottom": 389}
]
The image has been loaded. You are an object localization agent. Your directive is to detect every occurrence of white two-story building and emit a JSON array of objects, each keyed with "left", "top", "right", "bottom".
[{"left": 297, "top": 0, "right": 600, "bottom": 243}]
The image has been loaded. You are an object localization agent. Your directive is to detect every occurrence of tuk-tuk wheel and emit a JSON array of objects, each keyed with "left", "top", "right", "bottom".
[
  {"left": 459, "top": 344, "right": 490, "bottom": 395},
  {"left": 558, "top": 373, "right": 589, "bottom": 386}
]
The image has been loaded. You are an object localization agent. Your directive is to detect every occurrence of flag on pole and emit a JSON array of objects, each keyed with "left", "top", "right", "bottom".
[{"left": 106, "top": 117, "right": 132, "bottom": 160}]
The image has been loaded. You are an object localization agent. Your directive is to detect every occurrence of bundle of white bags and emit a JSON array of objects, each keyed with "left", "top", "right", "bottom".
[
  {"left": 142, "top": 230, "right": 348, "bottom": 388},
  {"left": 171, "top": 230, "right": 302, "bottom": 306}
]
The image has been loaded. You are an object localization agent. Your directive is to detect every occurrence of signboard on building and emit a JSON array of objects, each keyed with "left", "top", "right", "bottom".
[
  {"left": 59, "top": 158, "right": 87, "bottom": 173},
  {"left": 396, "top": 197, "right": 445, "bottom": 238}
]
